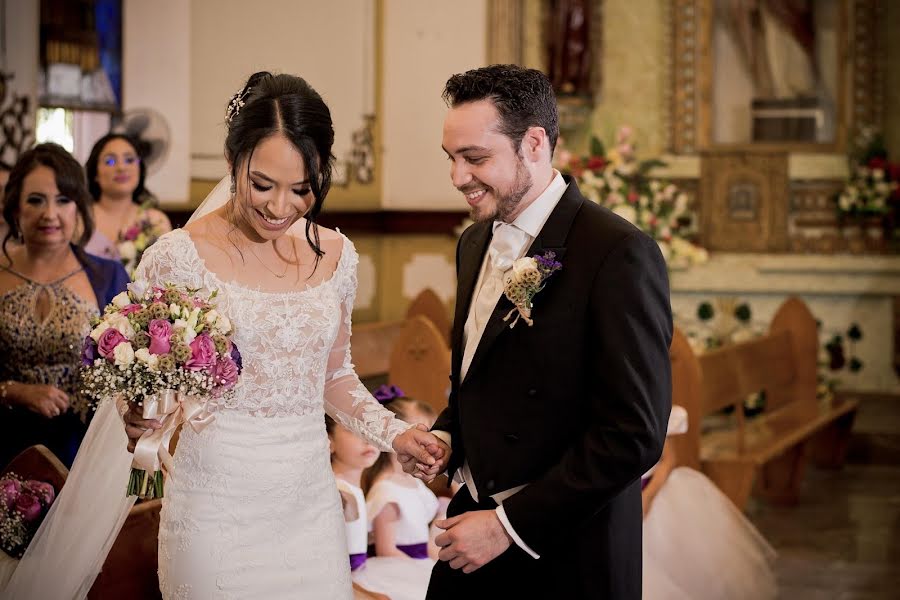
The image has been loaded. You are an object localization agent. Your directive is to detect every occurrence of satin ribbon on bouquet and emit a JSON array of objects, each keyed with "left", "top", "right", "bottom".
[{"left": 130, "top": 390, "right": 216, "bottom": 480}]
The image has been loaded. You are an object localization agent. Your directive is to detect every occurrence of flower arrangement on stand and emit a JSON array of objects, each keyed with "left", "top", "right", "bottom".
[
  {"left": 80, "top": 281, "right": 242, "bottom": 499},
  {"left": 835, "top": 128, "right": 899, "bottom": 251},
  {"left": 556, "top": 126, "right": 708, "bottom": 267}
]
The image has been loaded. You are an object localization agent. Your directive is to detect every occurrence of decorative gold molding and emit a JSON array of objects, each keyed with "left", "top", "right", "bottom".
[{"left": 672, "top": 0, "right": 863, "bottom": 155}]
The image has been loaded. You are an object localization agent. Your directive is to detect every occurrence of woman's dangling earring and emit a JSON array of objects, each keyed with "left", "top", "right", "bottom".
[{"left": 230, "top": 177, "right": 236, "bottom": 196}]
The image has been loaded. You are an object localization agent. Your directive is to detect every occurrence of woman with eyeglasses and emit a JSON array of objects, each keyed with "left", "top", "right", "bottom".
[
  {"left": 0, "top": 144, "right": 129, "bottom": 468},
  {"left": 84, "top": 133, "right": 172, "bottom": 274}
]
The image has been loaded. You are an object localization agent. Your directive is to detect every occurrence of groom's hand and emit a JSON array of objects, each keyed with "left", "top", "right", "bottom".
[
  {"left": 397, "top": 426, "right": 451, "bottom": 483},
  {"left": 434, "top": 510, "right": 512, "bottom": 573},
  {"left": 393, "top": 424, "right": 444, "bottom": 472}
]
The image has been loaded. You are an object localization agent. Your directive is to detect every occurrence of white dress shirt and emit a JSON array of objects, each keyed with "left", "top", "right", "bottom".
[{"left": 434, "top": 170, "right": 568, "bottom": 560}]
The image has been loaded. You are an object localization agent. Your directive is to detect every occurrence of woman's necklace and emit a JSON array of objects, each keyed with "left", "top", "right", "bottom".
[{"left": 246, "top": 242, "right": 292, "bottom": 279}]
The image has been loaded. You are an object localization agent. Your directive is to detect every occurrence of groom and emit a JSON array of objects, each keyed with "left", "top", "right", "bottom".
[{"left": 409, "top": 65, "right": 673, "bottom": 598}]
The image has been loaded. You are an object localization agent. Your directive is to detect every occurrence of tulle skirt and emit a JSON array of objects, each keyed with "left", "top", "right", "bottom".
[
  {"left": 642, "top": 467, "right": 777, "bottom": 600},
  {"left": 352, "top": 556, "right": 435, "bottom": 600}
]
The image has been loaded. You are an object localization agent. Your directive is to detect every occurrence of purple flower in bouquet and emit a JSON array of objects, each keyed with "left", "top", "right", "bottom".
[
  {"left": 23, "top": 480, "right": 55, "bottom": 505},
  {"left": 534, "top": 251, "right": 563, "bottom": 276},
  {"left": 98, "top": 328, "right": 128, "bottom": 359},
  {"left": 81, "top": 337, "right": 99, "bottom": 366},
  {"left": 0, "top": 478, "right": 21, "bottom": 510},
  {"left": 230, "top": 343, "right": 243, "bottom": 372},
  {"left": 14, "top": 492, "right": 42, "bottom": 523},
  {"left": 185, "top": 333, "right": 216, "bottom": 371},
  {"left": 213, "top": 356, "right": 240, "bottom": 389},
  {"left": 148, "top": 319, "right": 173, "bottom": 355}
]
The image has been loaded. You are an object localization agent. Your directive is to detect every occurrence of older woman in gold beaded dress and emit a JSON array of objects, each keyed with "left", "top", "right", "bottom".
[{"left": 0, "top": 144, "right": 129, "bottom": 468}]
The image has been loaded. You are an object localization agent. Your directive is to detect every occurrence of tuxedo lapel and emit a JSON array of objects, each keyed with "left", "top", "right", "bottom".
[
  {"left": 452, "top": 222, "right": 492, "bottom": 374},
  {"left": 463, "top": 180, "right": 584, "bottom": 383}
]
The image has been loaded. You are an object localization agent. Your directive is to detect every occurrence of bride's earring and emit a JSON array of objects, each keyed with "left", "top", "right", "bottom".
[{"left": 229, "top": 177, "right": 236, "bottom": 196}]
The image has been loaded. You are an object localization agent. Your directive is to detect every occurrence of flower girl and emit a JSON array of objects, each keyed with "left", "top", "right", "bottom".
[
  {"left": 328, "top": 409, "right": 433, "bottom": 600},
  {"left": 641, "top": 405, "right": 778, "bottom": 599}
]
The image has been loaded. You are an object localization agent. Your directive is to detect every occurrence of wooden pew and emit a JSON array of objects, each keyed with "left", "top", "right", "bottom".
[
  {"left": 351, "top": 319, "right": 405, "bottom": 380},
  {"left": 405, "top": 288, "right": 452, "bottom": 347},
  {"left": 670, "top": 296, "right": 859, "bottom": 510},
  {"left": 388, "top": 315, "right": 452, "bottom": 415},
  {"left": 88, "top": 500, "right": 162, "bottom": 599},
  {"left": 1, "top": 444, "right": 68, "bottom": 491}
]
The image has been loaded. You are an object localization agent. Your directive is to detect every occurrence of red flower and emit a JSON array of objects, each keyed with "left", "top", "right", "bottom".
[
  {"left": 868, "top": 157, "right": 887, "bottom": 171},
  {"left": 627, "top": 191, "right": 639, "bottom": 204},
  {"left": 586, "top": 156, "right": 606, "bottom": 170}
]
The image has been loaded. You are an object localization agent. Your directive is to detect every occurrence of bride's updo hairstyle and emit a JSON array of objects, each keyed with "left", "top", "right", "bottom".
[{"left": 224, "top": 71, "right": 335, "bottom": 259}]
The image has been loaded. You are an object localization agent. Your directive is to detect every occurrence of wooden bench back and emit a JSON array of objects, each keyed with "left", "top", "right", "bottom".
[
  {"left": 389, "top": 315, "right": 452, "bottom": 415},
  {"left": 697, "top": 296, "right": 818, "bottom": 416},
  {"left": 669, "top": 328, "right": 702, "bottom": 469},
  {"left": 88, "top": 499, "right": 162, "bottom": 599},
  {"left": 406, "top": 288, "right": 451, "bottom": 347},
  {"left": 1, "top": 445, "right": 69, "bottom": 493},
  {"left": 350, "top": 319, "right": 405, "bottom": 379}
]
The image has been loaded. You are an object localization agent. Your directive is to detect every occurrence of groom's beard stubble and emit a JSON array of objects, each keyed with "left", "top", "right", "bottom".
[{"left": 464, "top": 160, "right": 533, "bottom": 223}]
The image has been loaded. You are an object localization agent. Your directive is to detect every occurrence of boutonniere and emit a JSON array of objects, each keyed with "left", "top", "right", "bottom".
[{"left": 502, "top": 251, "right": 563, "bottom": 328}]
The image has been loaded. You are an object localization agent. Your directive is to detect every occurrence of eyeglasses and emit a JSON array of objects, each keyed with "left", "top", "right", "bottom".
[{"left": 102, "top": 155, "right": 140, "bottom": 167}]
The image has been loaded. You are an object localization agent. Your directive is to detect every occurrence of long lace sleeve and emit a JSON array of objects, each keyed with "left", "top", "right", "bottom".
[{"left": 323, "top": 241, "right": 410, "bottom": 452}]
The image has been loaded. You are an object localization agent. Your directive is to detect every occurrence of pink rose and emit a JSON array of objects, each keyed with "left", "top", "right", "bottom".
[
  {"left": 185, "top": 333, "right": 216, "bottom": 371},
  {"left": 14, "top": 492, "right": 42, "bottom": 523},
  {"left": 0, "top": 478, "right": 21, "bottom": 510},
  {"left": 24, "top": 480, "right": 55, "bottom": 505},
  {"left": 148, "top": 319, "right": 173, "bottom": 355},
  {"left": 213, "top": 356, "right": 240, "bottom": 389},
  {"left": 98, "top": 328, "right": 128, "bottom": 359},
  {"left": 123, "top": 224, "right": 142, "bottom": 241},
  {"left": 121, "top": 304, "right": 143, "bottom": 316}
]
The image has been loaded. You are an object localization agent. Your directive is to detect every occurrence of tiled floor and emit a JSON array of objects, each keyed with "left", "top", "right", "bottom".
[{"left": 747, "top": 395, "right": 900, "bottom": 599}]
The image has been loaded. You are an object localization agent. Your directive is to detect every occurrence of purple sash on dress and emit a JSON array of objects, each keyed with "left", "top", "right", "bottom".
[
  {"left": 349, "top": 553, "right": 367, "bottom": 571},
  {"left": 641, "top": 476, "right": 651, "bottom": 490},
  {"left": 397, "top": 543, "right": 429, "bottom": 559}
]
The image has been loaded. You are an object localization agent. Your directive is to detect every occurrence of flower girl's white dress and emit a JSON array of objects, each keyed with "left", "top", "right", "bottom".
[
  {"left": 642, "top": 406, "right": 778, "bottom": 599},
  {"left": 337, "top": 477, "right": 434, "bottom": 600},
  {"left": 366, "top": 476, "right": 440, "bottom": 559},
  {"left": 137, "top": 230, "right": 410, "bottom": 599}
]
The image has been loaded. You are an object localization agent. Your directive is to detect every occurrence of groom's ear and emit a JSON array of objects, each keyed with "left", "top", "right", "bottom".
[{"left": 521, "top": 126, "right": 549, "bottom": 163}]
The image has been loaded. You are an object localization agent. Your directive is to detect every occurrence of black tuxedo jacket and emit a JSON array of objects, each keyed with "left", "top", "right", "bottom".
[{"left": 432, "top": 177, "right": 672, "bottom": 597}]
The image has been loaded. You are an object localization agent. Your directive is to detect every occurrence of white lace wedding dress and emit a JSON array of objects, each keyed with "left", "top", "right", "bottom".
[{"left": 134, "top": 229, "right": 409, "bottom": 599}]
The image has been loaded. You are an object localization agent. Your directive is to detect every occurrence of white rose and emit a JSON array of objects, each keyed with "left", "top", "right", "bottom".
[
  {"left": 111, "top": 291, "right": 131, "bottom": 309},
  {"left": 106, "top": 314, "right": 135, "bottom": 340},
  {"left": 169, "top": 303, "right": 182, "bottom": 319},
  {"left": 134, "top": 348, "right": 159, "bottom": 370},
  {"left": 127, "top": 280, "right": 149, "bottom": 300},
  {"left": 174, "top": 319, "right": 197, "bottom": 344},
  {"left": 113, "top": 343, "right": 135, "bottom": 366},
  {"left": 90, "top": 321, "right": 110, "bottom": 342},
  {"left": 612, "top": 204, "right": 637, "bottom": 224},
  {"left": 510, "top": 257, "right": 540, "bottom": 280},
  {"left": 118, "top": 241, "right": 137, "bottom": 261},
  {"left": 205, "top": 310, "right": 220, "bottom": 325},
  {"left": 214, "top": 314, "right": 232, "bottom": 335}
]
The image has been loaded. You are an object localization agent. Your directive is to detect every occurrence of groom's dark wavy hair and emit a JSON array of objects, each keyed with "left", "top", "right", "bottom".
[
  {"left": 442, "top": 64, "right": 559, "bottom": 155},
  {"left": 224, "top": 71, "right": 335, "bottom": 264}
]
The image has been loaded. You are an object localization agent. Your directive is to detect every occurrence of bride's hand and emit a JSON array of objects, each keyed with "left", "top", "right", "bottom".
[
  {"left": 123, "top": 407, "right": 162, "bottom": 452},
  {"left": 395, "top": 424, "right": 450, "bottom": 482}
]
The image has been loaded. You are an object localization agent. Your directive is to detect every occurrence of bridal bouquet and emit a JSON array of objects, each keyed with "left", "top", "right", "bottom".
[
  {"left": 81, "top": 281, "right": 242, "bottom": 499},
  {"left": 117, "top": 209, "right": 164, "bottom": 278},
  {"left": 0, "top": 474, "right": 56, "bottom": 559}
]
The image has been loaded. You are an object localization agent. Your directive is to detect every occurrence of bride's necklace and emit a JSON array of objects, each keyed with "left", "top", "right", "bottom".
[{"left": 246, "top": 243, "right": 292, "bottom": 279}]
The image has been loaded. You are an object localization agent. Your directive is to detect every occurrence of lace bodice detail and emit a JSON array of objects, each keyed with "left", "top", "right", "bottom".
[{"left": 133, "top": 229, "right": 408, "bottom": 451}]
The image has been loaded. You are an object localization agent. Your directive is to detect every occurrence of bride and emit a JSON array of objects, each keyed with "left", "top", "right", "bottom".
[{"left": 4, "top": 72, "right": 446, "bottom": 599}]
